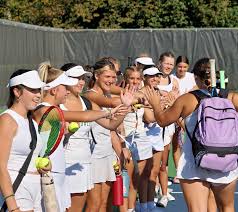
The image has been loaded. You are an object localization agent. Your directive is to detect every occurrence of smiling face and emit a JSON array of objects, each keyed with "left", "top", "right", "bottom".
[
  {"left": 144, "top": 74, "right": 161, "bottom": 88},
  {"left": 53, "top": 84, "right": 69, "bottom": 105},
  {"left": 95, "top": 67, "right": 116, "bottom": 93},
  {"left": 126, "top": 70, "right": 142, "bottom": 90},
  {"left": 68, "top": 75, "right": 86, "bottom": 95},
  {"left": 160, "top": 56, "right": 175, "bottom": 75},
  {"left": 176, "top": 62, "right": 189, "bottom": 78},
  {"left": 13, "top": 85, "right": 41, "bottom": 110}
]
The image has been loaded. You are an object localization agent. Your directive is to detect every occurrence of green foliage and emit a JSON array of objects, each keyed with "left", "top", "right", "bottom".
[{"left": 0, "top": 0, "right": 237, "bottom": 28}]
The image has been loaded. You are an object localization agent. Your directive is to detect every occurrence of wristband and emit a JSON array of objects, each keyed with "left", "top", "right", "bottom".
[{"left": 4, "top": 194, "right": 15, "bottom": 201}]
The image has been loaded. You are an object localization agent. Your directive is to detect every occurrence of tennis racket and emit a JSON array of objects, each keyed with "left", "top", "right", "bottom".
[{"left": 38, "top": 106, "right": 65, "bottom": 157}]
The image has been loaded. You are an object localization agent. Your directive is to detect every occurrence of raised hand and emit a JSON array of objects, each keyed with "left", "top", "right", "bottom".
[
  {"left": 120, "top": 84, "right": 135, "bottom": 107},
  {"left": 144, "top": 86, "right": 161, "bottom": 109},
  {"left": 111, "top": 104, "right": 129, "bottom": 118}
]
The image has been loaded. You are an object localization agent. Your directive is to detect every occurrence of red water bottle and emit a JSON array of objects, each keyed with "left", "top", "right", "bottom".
[{"left": 112, "top": 174, "right": 123, "bottom": 205}]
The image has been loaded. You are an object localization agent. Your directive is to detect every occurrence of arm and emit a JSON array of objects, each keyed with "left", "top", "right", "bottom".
[
  {"left": 84, "top": 91, "right": 121, "bottom": 108},
  {"left": 92, "top": 101, "right": 129, "bottom": 130},
  {"left": 0, "top": 114, "right": 20, "bottom": 211},
  {"left": 229, "top": 92, "right": 238, "bottom": 111},
  {"left": 143, "top": 108, "right": 156, "bottom": 124},
  {"left": 144, "top": 86, "right": 190, "bottom": 127}
]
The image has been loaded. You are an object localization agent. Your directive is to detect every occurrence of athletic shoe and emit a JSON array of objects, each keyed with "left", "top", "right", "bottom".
[
  {"left": 167, "top": 192, "right": 175, "bottom": 201},
  {"left": 156, "top": 195, "right": 168, "bottom": 208},
  {"left": 167, "top": 181, "right": 172, "bottom": 186}
]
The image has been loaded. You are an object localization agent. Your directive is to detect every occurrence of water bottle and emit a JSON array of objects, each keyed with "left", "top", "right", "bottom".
[
  {"left": 122, "top": 169, "right": 130, "bottom": 198},
  {"left": 112, "top": 174, "right": 123, "bottom": 206}
]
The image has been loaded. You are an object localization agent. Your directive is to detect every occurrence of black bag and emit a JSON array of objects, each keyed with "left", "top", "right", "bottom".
[{"left": 1, "top": 113, "right": 37, "bottom": 212}]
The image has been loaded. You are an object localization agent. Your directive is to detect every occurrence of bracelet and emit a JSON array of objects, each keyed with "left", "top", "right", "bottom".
[
  {"left": 10, "top": 207, "right": 20, "bottom": 212},
  {"left": 4, "top": 194, "right": 15, "bottom": 201}
]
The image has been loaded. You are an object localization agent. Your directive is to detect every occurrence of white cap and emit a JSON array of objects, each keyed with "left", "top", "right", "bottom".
[
  {"left": 65, "top": 65, "right": 92, "bottom": 77},
  {"left": 135, "top": 57, "right": 155, "bottom": 66},
  {"left": 44, "top": 73, "right": 78, "bottom": 90},
  {"left": 8, "top": 70, "right": 45, "bottom": 89},
  {"left": 143, "top": 67, "right": 162, "bottom": 76}
]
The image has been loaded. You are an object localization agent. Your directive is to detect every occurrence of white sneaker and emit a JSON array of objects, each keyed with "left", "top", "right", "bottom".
[
  {"left": 156, "top": 195, "right": 168, "bottom": 207},
  {"left": 167, "top": 192, "right": 175, "bottom": 201},
  {"left": 167, "top": 181, "right": 172, "bottom": 186}
]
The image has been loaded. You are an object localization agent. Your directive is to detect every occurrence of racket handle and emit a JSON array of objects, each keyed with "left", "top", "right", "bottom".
[
  {"left": 209, "top": 59, "right": 216, "bottom": 88},
  {"left": 219, "top": 70, "right": 226, "bottom": 89}
]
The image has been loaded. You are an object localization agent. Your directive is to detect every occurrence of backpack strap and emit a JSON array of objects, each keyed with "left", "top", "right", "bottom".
[
  {"left": 189, "top": 90, "right": 210, "bottom": 102},
  {"left": 80, "top": 96, "right": 92, "bottom": 110},
  {"left": 80, "top": 96, "right": 97, "bottom": 144},
  {"left": 218, "top": 88, "right": 229, "bottom": 98}
]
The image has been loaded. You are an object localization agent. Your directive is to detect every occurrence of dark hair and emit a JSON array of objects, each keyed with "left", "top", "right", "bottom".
[
  {"left": 176, "top": 56, "right": 189, "bottom": 66},
  {"left": 7, "top": 69, "right": 32, "bottom": 108},
  {"left": 192, "top": 58, "right": 210, "bottom": 80},
  {"left": 158, "top": 51, "right": 175, "bottom": 63},
  {"left": 60, "top": 63, "right": 77, "bottom": 72}
]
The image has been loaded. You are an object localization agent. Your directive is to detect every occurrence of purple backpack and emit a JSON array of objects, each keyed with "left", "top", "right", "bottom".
[{"left": 186, "top": 90, "right": 238, "bottom": 172}]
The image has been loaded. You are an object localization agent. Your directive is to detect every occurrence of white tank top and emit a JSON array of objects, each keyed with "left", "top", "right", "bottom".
[
  {"left": 2, "top": 109, "right": 43, "bottom": 173},
  {"left": 39, "top": 102, "right": 66, "bottom": 173},
  {"left": 123, "top": 108, "right": 145, "bottom": 137},
  {"left": 88, "top": 89, "right": 114, "bottom": 158},
  {"left": 157, "top": 75, "right": 174, "bottom": 92},
  {"left": 61, "top": 97, "right": 92, "bottom": 163}
]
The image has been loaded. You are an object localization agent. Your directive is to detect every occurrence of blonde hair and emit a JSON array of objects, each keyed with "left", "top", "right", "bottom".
[{"left": 38, "top": 61, "right": 63, "bottom": 83}]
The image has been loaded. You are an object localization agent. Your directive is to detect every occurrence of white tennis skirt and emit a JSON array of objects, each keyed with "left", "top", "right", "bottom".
[
  {"left": 91, "top": 154, "right": 116, "bottom": 184},
  {"left": 65, "top": 162, "right": 94, "bottom": 193}
]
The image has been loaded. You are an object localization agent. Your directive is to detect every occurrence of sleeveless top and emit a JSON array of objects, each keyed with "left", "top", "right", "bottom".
[
  {"left": 2, "top": 109, "right": 43, "bottom": 173},
  {"left": 177, "top": 109, "right": 238, "bottom": 183},
  {"left": 88, "top": 89, "right": 114, "bottom": 159},
  {"left": 62, "top": 97, "right": 92, "bottom": 163},
  {"left": 39, "top": 102, "right": 66, "bottom": 173},
  {"left": 157, "top": 75, "right": 174, "bottom": 92}
]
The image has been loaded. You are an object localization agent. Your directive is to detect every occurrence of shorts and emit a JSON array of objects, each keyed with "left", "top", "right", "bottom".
[
  {"left": 0, "top": 172, "right": 42, "bottom": 212},
  {"left": 91, "top": 154, "right": 116, "bottom": 183},
  {"left": 66, "top": 162, "right": 94, "bottom": 193}
]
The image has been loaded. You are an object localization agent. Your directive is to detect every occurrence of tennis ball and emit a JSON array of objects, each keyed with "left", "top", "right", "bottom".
[
  {"left": 35, "top": 157, "right": 50, "bottom": 169},
  {"left": 68, "top": 122, "right": 79, "bottom": 133}
]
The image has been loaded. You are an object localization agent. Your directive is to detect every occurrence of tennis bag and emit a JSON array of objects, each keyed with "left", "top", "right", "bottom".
[{"left": 186, "top": 90, "right": 238, "bottom": 172}]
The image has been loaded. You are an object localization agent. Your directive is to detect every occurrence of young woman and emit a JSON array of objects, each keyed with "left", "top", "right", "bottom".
[
  {"left": 141, "top": 67, "right": 165, "bottom": 211},
  {"left": 156, "top": 52, "right": 178, "bottom": 207},
  {"left": 122, "top": 66, "right": 159, "bottom": 212},
  {"left": 144, "top": 58, "right": 238, "bottom": 212},
  {"left": 172, "top": 56, "right": 197, "bottom": 183},
  {"left": 60, "top": 63, "right": 131, "bottom": 212},
  {"left": 84, "top": 58, "right": 134, "bottom": 212},
  {"left": 34, "top": 62, "right": 128, "bottom": 212},
  {"left": 0, "top": 69, "right": 50, "bottom": 212}
]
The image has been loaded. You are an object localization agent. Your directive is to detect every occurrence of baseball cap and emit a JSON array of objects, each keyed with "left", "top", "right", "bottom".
[
  {"left": 8, "top": 70, "right": 45, "bottom": 89},
  {"left": 143, "top": 67, "right": 162, "bottom": 76},
  {"left": 44, "top": 73, "right": 78, "bottom": 90},
  {"left": 65, "top": 65, "right": 92, "bottom": 78},
  {"left": 135, "top": 57, "right": 155, "bottom": 66}
]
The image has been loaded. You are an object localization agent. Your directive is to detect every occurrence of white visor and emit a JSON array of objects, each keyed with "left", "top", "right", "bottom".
[
  {"left": 65, "top": 65, "right": 92, "bottom": 78},
  {"left": 8, "top": 70, "right": 45, "bottom": 89},
  {"left": 135, "top": 57, "right": 155, "bottom": 65},
  {"left": 143, "top": 67, "right": 162, "bottom": 76},
  {"left": 44, "top": 73, "right": 78, "bottom": 90}
]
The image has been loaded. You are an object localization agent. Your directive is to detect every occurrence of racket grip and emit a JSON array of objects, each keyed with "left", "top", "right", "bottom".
[
  {"left": 219, "top": 70, "right": 225, "bottom": 89},
  {"left": 209, "top": 59, "right": 216, "bottom": 88}
]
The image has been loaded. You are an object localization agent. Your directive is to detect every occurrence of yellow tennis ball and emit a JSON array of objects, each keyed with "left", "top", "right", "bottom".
[
  {"left": 68, "top": 122, "right": 79, "bottom": 133},
  {"left": 37, "top": 158, "right": 50, "bottom": 169},
  {"left": 35, "top": 157, "right": 42, "bottom": 169}
]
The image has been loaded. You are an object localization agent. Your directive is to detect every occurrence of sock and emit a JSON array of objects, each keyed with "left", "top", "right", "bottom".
[
  {"left": 140, "top": 202, "right": 147, "bottom": 212},
  {"left": 147, "top": 201, "right": 155, "bottom": 210},
  {"left": 127, "top": 209, "right": 135, "bottom": 212}
]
